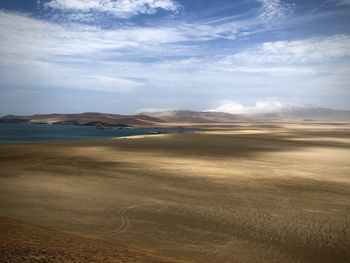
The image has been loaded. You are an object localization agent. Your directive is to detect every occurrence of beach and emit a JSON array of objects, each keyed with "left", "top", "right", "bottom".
[{"left": 0, "top": 123, "right": 349, "bottom": 262}]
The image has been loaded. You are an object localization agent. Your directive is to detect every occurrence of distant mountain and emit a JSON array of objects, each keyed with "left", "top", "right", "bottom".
[
  {"left": 1, "top": 108, "right": 349, "bottom": 127},
  {"left": 0, "top": 113, "right": 166, "bottom": 127},
  {"left": 140, "top": 110, "right": 241, "bottom": 123},
  {"left": 142, "top": 108, "right": 350, "bottom": 122},
  {"left": 271, "top": 108, "right": 350, "bottom": 121}
]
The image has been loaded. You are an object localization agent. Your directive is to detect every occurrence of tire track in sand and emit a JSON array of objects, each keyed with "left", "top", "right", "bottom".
[{"left": 110, "top": 204, "right": 151, "bottom": 235}]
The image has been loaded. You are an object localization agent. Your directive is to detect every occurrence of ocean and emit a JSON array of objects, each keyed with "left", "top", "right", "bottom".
[{"left": 0, "top": 123, "right": 190, "bottom": 143}]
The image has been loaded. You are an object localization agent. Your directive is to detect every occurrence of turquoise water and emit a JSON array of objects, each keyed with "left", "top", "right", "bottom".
[{"left": 0, "top": 123, "right": 191, "bottom": 143}]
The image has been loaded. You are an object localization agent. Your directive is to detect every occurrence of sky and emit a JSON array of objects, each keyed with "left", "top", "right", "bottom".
[{"left": 0, "top": 0, "right": 349, "bottom": 115}]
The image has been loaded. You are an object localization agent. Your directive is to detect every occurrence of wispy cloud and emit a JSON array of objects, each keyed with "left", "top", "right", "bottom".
[
  {"left": 0, "top": 10, "right": 242, "bottom": 61},
  {"left": 155, "top": 34, "right": 350, "bottom": 78},
  {"left": 223, "top": 35, "right": 350, "bottom": 64},
  {"left": 258, "top": 0, "right": 295, "bottom": 22},
  {"left": 334, "top": 0, "right": 350, "bottom": 6},
  {"left": 43, "top": 0, "right": 181, "bottom": 19},
  {"left": 1, "top": 9, "right": 349, "bottom": 96},
  {"left": 0, "top": 0, "right": 350, "bottom": 112},
  {"left": 74, "top": 75, "right": 145, "bottom": 92}
]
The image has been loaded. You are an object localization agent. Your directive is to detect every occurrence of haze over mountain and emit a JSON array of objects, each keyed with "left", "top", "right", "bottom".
[
  {"left": 141, "top": 107, "right": 350, "bottom": 122},
  {"left": 1, "top": 106, "right": 349, "bottom": 127}
]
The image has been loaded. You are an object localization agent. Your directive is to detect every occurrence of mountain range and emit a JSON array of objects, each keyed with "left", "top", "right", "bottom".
[
  {"left": 0, "top": 108, "right": 350, "bottom": 127},
  {"left": 0, "top": 113, "right": 165, "bottom": 127},
  {"left": 141, "top": 108, "right": 350, "bottom": 123}
]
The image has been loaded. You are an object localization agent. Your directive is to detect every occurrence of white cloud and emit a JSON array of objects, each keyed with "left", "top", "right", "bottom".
[
  {"left": 224, "top": 35, "right": 350, "bottom": 65},
  {"left": 258, "top": 0, "right": 295, "bottom": 22},
  {"left": 206, "top": 101, "right": 302, "bottom": 114},
  {"left": 0, "top": 10, "right": 349, "bottom": 107},
  {"left": 0, "top": 10, "right": 241, "bottom": 61},
  {"left": 45, "top": 0, "right": 181, "bottom": 18},
  {"left": 0, "top": 10, "right": 244, "bottom": 93},
  {"left": 219, "top": 66, "right": 318, "bottom": 75},
  {"left": 162, "top": 35, "right": 350, "bottom": 78},
  {"left": 334, "top": 0, "right": 350, "bottom": 6},
  {"left": 2, "top": 10, "right": 348, "bottom": 85},
  {"left": 78, "top": 75, "right": 145, "bottom": 92},
  {"left": 147, "top": 34, "right": 350, "bottom": 78}
]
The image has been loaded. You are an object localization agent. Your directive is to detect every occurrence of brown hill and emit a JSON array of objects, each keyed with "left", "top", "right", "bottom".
[
  {"left": 139, "top": 110, "right": 241, "bottom": 123},
  {"left": 0, "top": 113, "right": 166, "bottom": 127}
]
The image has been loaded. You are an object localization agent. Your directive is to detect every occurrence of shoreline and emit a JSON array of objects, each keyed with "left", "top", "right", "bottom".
[{"left": 0, "top": 123, "right": 194, "bottom": 144}]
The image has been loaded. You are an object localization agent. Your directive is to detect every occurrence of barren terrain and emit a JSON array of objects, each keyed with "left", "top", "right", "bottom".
[{"left": 0, "top": 123, "right": 349, "bottom": 262}]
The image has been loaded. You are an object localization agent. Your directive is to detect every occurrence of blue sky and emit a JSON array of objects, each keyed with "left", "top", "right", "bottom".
[{"left": 0, "top": 0, "right": 349, "bottom": 115}]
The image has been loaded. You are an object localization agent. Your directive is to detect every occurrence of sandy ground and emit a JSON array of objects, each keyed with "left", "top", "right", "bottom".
[
  {"left": 0, "top": 123, "right": 349, "bottom": 262},
  {"left": 0, "top": 217, "right": 176, "bottom": 263}
]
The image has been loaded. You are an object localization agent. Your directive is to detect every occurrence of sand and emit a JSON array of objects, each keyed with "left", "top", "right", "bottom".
[
  {"left": 0, "top": 123, "right": 349, "bottom": 262},
  {"left": 0, "top": 217, "right": 176, "bottom": 263}
]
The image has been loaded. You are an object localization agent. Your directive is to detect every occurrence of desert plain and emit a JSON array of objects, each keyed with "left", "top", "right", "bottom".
[{"left": 0, "top": 123, "right": 349, "bottom": 263}]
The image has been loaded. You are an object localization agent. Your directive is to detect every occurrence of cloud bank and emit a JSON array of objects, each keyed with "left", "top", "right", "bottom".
[{"left": 207, "top": 101, "right": 302, "bottom": 114}]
